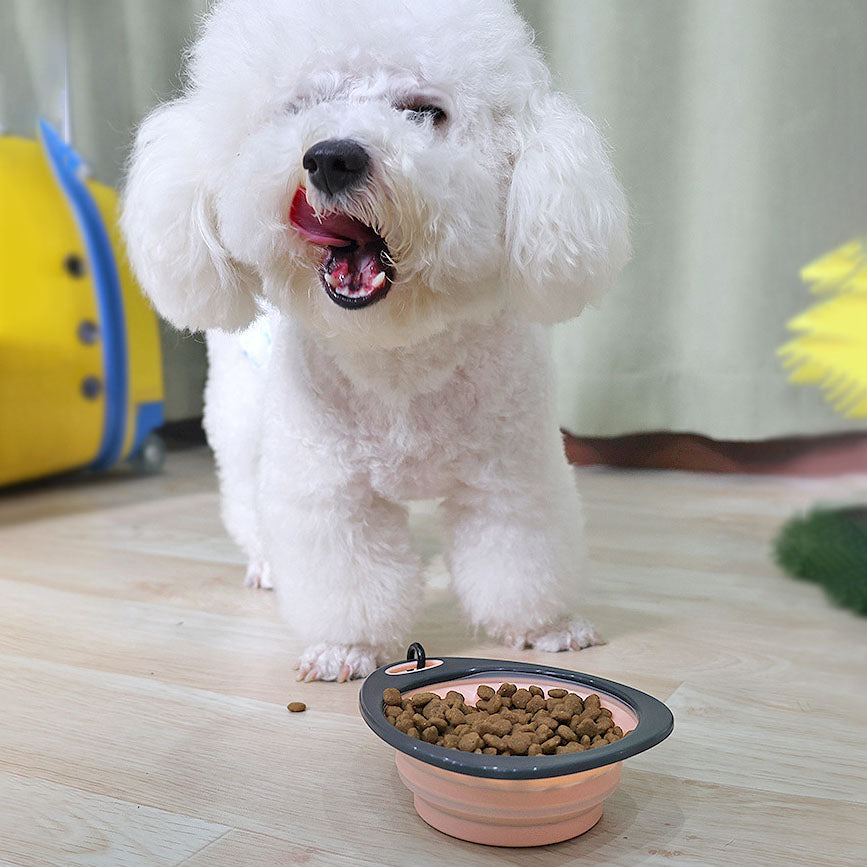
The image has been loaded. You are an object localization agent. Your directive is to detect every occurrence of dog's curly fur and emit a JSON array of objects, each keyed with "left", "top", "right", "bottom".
[{"left": 121, "top": 0, "right": 629, "bottom": 681}]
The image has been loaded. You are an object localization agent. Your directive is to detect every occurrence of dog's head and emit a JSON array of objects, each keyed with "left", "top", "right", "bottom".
[{"left": 122, "top": 0, "right": 629, "bottom": 348}]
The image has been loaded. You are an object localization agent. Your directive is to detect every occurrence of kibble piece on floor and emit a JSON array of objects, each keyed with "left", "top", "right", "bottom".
[{"left": 287, "top": 702, "right": 307, "bottom": 713}]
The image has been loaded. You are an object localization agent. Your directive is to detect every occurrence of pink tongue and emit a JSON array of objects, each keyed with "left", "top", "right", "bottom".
[{"left": 289, "top": 188, "right": 379, "bottom": 248}]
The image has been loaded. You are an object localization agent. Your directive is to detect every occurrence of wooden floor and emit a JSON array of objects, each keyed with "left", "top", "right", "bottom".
[{"left": 1, "top": 446, "right": 865, "bottom": 866}]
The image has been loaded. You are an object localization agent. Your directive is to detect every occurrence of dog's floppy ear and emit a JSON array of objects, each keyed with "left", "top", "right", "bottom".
[
  {"left": 121, "top": 99, "right": 259, "bottom": 332},
  {"left": 505, "top": 91, "right": 630, "bottom": 324}
]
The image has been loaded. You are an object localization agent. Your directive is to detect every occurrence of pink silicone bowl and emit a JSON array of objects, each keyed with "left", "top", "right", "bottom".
[{"left": 360, "top": 646, "right": 674, "bottom": 847}]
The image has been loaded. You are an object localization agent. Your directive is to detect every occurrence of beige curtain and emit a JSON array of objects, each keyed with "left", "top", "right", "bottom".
[
  {"left": 4, "top": 0, "right": 865, "bottom": 437},
  {"left": 523, "top": 0, "right": 867, "bottom": 439}
]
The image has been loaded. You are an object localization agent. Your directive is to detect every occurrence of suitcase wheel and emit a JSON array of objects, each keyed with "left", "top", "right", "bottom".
[{"left": 129, "top": 432, "right": 166, "bottom": 476}]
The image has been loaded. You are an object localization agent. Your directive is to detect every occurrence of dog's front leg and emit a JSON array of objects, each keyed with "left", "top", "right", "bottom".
[
  {"left": 260, "top": 449, "right": 422, "bottom": 681},
  {"left": 443, "top": 443, "right": 603, "bottom": 652}
]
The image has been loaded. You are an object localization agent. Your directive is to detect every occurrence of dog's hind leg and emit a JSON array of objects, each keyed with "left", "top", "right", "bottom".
[
  {"left": 204, "top": 327, "right": 269, "bottom": 587},
  {"left": 243, "top": 558, "right": 273, "bottom": 590}
]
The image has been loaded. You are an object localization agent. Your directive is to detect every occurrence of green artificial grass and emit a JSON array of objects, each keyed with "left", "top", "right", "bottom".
[{"left": 774, "top": 506, "right": 867, "bottom": 615}]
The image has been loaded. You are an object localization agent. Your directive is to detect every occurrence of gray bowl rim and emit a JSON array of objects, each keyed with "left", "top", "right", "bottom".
[{"left": 359, "top": 655, "right": 674, "bottom": 780}]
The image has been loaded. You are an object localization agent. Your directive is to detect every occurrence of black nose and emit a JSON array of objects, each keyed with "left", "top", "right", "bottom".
[{"left": 302, "top": 139, "right": 370, "bottom": 196}]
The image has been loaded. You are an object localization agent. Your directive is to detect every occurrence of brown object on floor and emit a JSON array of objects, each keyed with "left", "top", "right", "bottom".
[
  {"left": 563, "top": 431, "right": 867, "bottom": 475},
  {"left": 384, "top": 683, "right": 628, "bottom": 756},
  {"left": 287, "top": 702, "right": 307, "bottom": 713}
]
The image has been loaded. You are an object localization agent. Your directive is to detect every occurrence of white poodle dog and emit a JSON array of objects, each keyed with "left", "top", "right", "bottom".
[{"left": 122, "top": 0, "right": 629, "bottom": 681}]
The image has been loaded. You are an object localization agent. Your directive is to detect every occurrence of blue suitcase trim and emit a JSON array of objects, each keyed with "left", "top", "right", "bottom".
[
  {"left": 39, "top": 119, "right": 129, "bottom": 471},
  {"left": 130, "top": 401, "right": 165, "bottom": 457}
]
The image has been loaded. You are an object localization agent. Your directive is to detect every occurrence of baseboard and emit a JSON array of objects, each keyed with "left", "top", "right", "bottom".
[{"left": 563, "top": 431, "right": 867, "bottom": 476}]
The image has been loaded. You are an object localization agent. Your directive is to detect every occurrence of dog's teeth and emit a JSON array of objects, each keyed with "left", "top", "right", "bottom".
[
  {"left": 323, "top": 271, "right": 338, "bottom": 288},
  {"left": 371, "top": 271, "right": 386, "bottom": 289}
]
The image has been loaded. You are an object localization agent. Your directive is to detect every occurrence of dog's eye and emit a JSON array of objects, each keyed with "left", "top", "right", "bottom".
[{"left": 403, "top": 103, "right": 447, "bottom": 127}]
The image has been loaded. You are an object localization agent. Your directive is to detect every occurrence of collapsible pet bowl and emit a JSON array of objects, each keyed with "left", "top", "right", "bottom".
[{"left": 360, "top": 644, "right": 674, "bottom": 847}]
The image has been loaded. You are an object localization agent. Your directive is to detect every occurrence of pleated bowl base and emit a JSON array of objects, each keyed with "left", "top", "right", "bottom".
[{"left": 396, "top": 752, "right": 621, "bottom": 847}]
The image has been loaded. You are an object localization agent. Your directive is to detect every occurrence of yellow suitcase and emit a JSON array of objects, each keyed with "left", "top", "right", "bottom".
[{"left": 0, "top": 121, "right": 165, "bottom": 487}]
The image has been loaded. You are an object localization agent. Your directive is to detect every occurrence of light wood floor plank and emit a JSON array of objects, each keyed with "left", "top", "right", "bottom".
[
  {"left": 1, "top": 447, "right": 865, "bottom": 865},
  {"left": 0, "top": 772, "right": 229, "bottom": 867}
]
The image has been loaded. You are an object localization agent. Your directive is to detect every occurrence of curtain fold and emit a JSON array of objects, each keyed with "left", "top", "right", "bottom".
[{"left": 3, "top": 0, "right": 865, "bottom": 436}]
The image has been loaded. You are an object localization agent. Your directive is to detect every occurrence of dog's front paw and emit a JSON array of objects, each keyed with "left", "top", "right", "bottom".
[
  {"left": 502, "top": 615, "right": 605, "bottom": 652},
  {"left": 243, "top": 559, "right": 273, "bottom": 590},
  {"left": 295, "top": 643, "right": 388, "bottom": 683}
]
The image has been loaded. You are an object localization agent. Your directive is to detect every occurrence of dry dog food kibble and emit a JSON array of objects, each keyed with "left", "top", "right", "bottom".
[
  {"left": 287, "top": 701, "right": 307, "bottom": 713},
  {"left": 383, "top": 683, "right": 631, "bottom": 756}
]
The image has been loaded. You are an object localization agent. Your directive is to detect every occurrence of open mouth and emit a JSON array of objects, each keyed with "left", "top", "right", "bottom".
[{"left": 288, "top": 188, "right": 393, "bottom": 309}]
